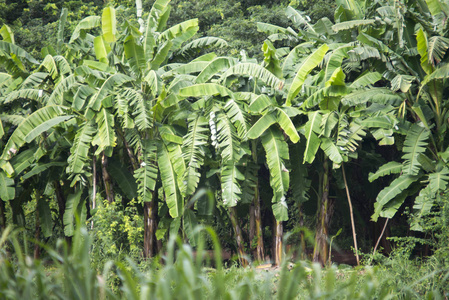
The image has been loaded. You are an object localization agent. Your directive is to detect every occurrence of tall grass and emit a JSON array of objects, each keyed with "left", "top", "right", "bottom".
[{"left": 0, "top": 225, "right": 446, "bottom": 299}]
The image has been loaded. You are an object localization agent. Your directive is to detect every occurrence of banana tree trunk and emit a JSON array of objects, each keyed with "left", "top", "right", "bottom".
[
  {"left": 273, "top": 219, "right": 283, "bottom": 266},
  {"left": 254, "top": 190, "right": 265, "bottom": 262},
  {"left": 249, "top": 204, "right": 255, "bottom": 255},
  {"left": 101, "top": 153, "right": 114, "bottom": 204},
  {"left": 34, "top": 198, "right": 40, "bottom": 259},
  {"left": 251, "top": 140, "right": 264, "bottom": 262},
  {"left": 54, "top": 181, "right": 71, "bottom": 245},
  {"left": 143, "top": 188, "right": 158, "bottom": 258},
  {"left": 313, "top": 159, "right": 333, "bottom": 265},
  {"left": 91, "top": 152, "right": 97, "bottom": 229},
  {"left": 299, "top": 204, "right": 306, "bottom": 260},
  {"left": 0, "top": 199, "right": 6, "bottom": 230},
  {"left": 229, "top": 207, "right": 248, "bottom": 267}
]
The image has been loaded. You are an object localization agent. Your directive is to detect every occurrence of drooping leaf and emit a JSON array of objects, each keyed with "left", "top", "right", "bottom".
[
  {"left": 275, "top": 107, "right": 300, "bottom": 143},
  {"left": 224, "top": 98, "right": 250, "bottom": 139},
  {"left": 402, "top": 124, "right": 430, "bottom": 175},
  {"left": 179, "top": 83, "right": 234, "bottom": 98},
  {"left": 22, "top": 162, "right": 66, "bottom": 180},
  {"left": 134, "top": 141, "right": 158, "bottom": 203},
  {"left": 182, "top": 115, "right": 208, "bottom": 196},
  {"left": 349, "top": 72, "right": 382, "bottom": 88},
  {"left": 196, "top": 57, "right": 237, "bottom": 83},
  {"left": 108, "top": 159, "right": 138, "bottom": 199},
  {"left": 286, "top": 44, "right": 329, "bottom": 106},
  {"left": 332, "top": 19, "right": 375, "bottom": 32},
  {"left": 220, "top": 62, "right": 284, "bottom": 90},
  {"left": 87, "top": 73, "right": 133, "bottom": 111},
  {"left": 390, "top": 74, "right": 415, "bottom": 93},
  {"left": 0, "top": 170, "right": 14, "bottom": 201},
  {"left": 0, "top": 24, "right": 15, "bottom": 44},
  {"left": 303, "top": 111, "right": 322, "bottom": 164},
  {"left": 37, "top": 197, "right": 52, "bottom": 238},
  {"left": 92, "top": 108, "right": 116, "bottom": 152},
  {"left": 320, "top": 137, "right": 343, "bottom": 164},
  {"left": 1, "top": 105, "right": 72, "bottom": 160},
  {"left": 158, "top": 142, "right": 183, "bottom": 218},
  {"left": 69, "top": 16, "right": 101, "bottom": 43},
  {"left": 372, "top": 175, "right": 419, "bottom": 221},
  {"left": 63, "top": 189, "right": 82, "bottom": 236},
  {"left": 221, "top": 161, "right": 244, "bottom": 207},
  {"left": 368, "top": 161, "right": 403, "bottom": 182},
  {"left": 247, "top": 113, "right": 277, "bottom": 140},
  {"left": 429, "top": 167, "right": 449, "bottom": 194},
  {"left": 261, "top": 127, "right": 289, "bottom": 206}
]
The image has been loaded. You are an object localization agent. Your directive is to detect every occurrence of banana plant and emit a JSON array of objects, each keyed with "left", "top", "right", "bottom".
[
  {"left": 345, "top": 0, "right": 449, "bottom": 232},
  {"left": 257, "top": 4, "right": 405, "bottom": 265}
]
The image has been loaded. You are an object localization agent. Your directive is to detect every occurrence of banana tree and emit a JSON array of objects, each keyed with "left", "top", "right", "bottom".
[
  {"left": 360, "top": 0, "right": 449, "bottom": 233},
  {"left": 257, "top": 4, "right": 406, "bottom": 265}
]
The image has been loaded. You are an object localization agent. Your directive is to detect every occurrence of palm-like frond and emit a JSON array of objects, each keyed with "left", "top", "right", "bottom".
[
  {"left": 224, "top": 98, "right": 249, "bottom": 139},
  {"left": 429, "top": 167, "right": 449, "bottom": 193},
  {"left": 411, "top": 185, "right": 434, "bottom": 231},
  {"left": 390, "top": 74, "right": 415, "bottom": 93},
  {"left": 179, "top": 83, "right": 234, "bottom": 98},
  {"left": 372, "top": 175, "right": 419, "bottom": 221},
  {"left": 349, "top": 72, "right": 382, "bottom": 88},
  {"left": 276, "top": 107, "right": 300, "bottom": 143},
  {"left": 240, "top": 159, "right": 258, "bottom": 204},
  {"left": 159, "top": 125, "right": 186, "bottom": 188},
  {"left": 0, "top": 40, "right": 40, "bottom": 66},
  {"left": 124, "top": 36, "right": 145, "bottom": 79},
  {"left": 324, "top": 45, "right": 352, "bottom": 83},
  {"left": 134, "top": 141, "right": 158, "bottom": 203},
  {"left": 67, "top": 120, "right": 95, "bottom": 174},
  {"left": 63, "top": 189, "right": 82, "bottom": 236},
  {"left": 247, "top": 113, "right": 277, "bottom": 140},
  {"left": 123, "top": 88, "right": 152, "bottom": 131},
  {"left": 320, "top": 137, "right": 343, "bottom": 164},
  {"left": 196, "top": 57, "right": 237, "bottom": 83},
  {"left": 416, "top": 28, "right": 433, "bottom": 75},
  {"left": 181, "top": 115, "right": 208, "bottom": 196},
  {"left": 92, "top": 108, "right": 116, "bottom": 152},
  {"left": 282, "top": 42, "right": 314, "bottom": 78},
  {"left": 159, "top": 19, "right": 199, "bottom": 50},
  {"left": 87, "top": 73, "right": 132, "bottom": 111},
  {"left": 303, "top": 111, "right": 322, "bottom": 164},
  {"left": 221, "top": 161, "right": 244, "bottom": 207},
  {"left": 428, "top": 36, "right": 449, "bottom": 66},
  {"left": 0, "top": 170, "right": 15, "bottom": 200},
  {"left": 341, "top": 88, "right": 403, "bottom": 106},
  {"left": 48, "top": 75, "right": 78, "bottom": 105},
  {"left": 69, "top": 16, "right": 101, "bottom": 44},
  {"left": 402, "top": 124, "right": 430, "bottom": 175},
  {"left": 158, "top": 141, "right": 183, "bottom": 218},
  {"left": 4, "top": 89, "right": 48, "bottom": 104},
  {"left": 219, "top": 63, "right": 283, "bottom": 90},
  {"left": 175, "top": 37, "right": 228, "bottom": 59},
  {"left": 337, "top": 122, "right": 366, "bottom": 153},
  {"left": 332, "top": 19, "right": 376, "bottom": 32},
  {"left": 261, "top": 127, "right": 289, "bottom": 220},
  {"left": 1, "top": 105, "right": 72, "bottom": 160},
  {"left": 214, "top": 111, "right": 241, "bottom": 162},
  {"left": 368, "top": 161, "right": 403, "bottom": 182},
  {"left": 286, "top": 44, "right": 329, "bottom": 106}
]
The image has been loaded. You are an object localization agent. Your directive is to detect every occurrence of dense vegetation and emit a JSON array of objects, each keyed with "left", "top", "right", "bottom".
[{"left": 1, "top": 0, "right": 449, "bottom": 298}]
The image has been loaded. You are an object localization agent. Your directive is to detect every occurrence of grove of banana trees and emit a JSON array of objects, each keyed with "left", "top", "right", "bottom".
[{"left": 1, "top": 0, "right": 449, "bottom": 266}]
